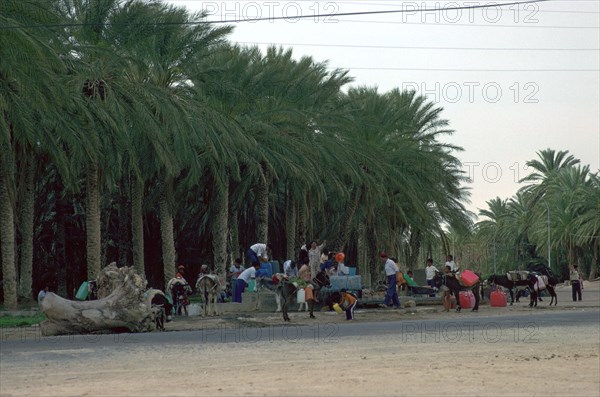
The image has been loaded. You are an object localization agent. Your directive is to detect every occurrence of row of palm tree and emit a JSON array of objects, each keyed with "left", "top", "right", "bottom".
[
  {"left": 1, "top": 0, "right": 473, "bottom": 308},
  {"left": 466, "top": 149, "right": 599, "bottom": 280}
]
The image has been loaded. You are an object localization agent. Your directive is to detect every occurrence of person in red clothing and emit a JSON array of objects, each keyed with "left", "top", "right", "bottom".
[{"left": 339, "top": 289, "right": 358, "bottom": 320}]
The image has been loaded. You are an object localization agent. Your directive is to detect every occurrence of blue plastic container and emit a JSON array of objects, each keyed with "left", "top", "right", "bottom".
[
  {"left": 257, "top": 262, "right": 273, "bottom": 277},
  {"left": 75, "top": 281, "right": 89, "bottom": 300},
  {"left": 270, "top": 260, "right": 281, "bottom": 274}
]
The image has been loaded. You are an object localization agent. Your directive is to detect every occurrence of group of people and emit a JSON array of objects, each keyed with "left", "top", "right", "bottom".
[
  {"left": 226, "top": 240, "right": 358, "bottom": 319},
  {"left": 381, "top": 253, "right": 457, "bottom": 309}
]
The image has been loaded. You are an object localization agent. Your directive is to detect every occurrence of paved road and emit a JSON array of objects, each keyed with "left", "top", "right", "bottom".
[{"left": 2, "top": 307, "right": 598, "bottom": 355}]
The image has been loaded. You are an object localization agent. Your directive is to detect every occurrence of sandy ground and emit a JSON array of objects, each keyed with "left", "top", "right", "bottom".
[{"left": 1, "top": 282, "right": 599, "bottom": 397}]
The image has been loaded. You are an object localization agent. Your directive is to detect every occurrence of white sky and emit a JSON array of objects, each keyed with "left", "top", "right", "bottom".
[{"left": 167, "top": 0, "right": 600, "bottom": 217}]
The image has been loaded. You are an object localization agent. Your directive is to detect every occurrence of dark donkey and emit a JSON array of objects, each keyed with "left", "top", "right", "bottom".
[
  {"left": 257, "top": 270, "right": 330, "bottom": 322},
  {"left": 527, "top": 264, "right": 559, "bottom": 306},
  {"left": 434, "top": 272, "right": 481, "bottom": 312},
  {"left": 530, "top": 273, "right": 559, "bottom": 307},
  {"left": 487, "top": 273, "right": 538, "bottom": 306}
]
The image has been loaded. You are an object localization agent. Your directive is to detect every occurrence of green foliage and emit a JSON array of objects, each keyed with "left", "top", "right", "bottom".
[
  {"left": 475, "top": 149, "right": 599, "bottom": 280},
  {"left": 1, "top": 0, "right": 477, "bottom": 299}
]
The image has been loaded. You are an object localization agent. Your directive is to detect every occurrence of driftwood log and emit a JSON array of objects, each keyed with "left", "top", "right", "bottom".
[{"left": 40, "top": 264, "right": 156, "bottom": 336}]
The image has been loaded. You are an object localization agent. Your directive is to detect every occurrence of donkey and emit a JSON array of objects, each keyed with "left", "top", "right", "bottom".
[
  {"left": 257, "top": 271, "right": 331, "bottom": 321},
  {"left": 195, "top": 275, "right": 222, "bottom": 316},
  {"left": 146, "top": 289, "right": 173, "bottom": 331},
  {"left": 166, "top": 278, "right": 193, "bottom": 316},
  {"left": 433, "top": 272, "right": 481, "bottom": 312},
  {"left": 530, "top": 273, "right": 558, "bottom": 306},
  {"left": 487, "top": 272, "right": 538, "bottom": 306}
]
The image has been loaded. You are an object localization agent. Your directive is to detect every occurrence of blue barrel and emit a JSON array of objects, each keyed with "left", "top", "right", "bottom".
[{"left": 256, "top": 262, "right": 273, "bottom": 277}]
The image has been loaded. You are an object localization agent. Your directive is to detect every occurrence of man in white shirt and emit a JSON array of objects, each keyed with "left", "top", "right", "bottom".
[
  {"left": 283, "top": 260, "right": 298, "bottom": 278},
  {"left": 425, "top": 258, "right": 439, "bottom": 297},
  {"left": 445, "top": 255, "right": 457, "bottom": 272},
  {"left": 381, "top": 252, "right": 400, "bottom": 308},
  {"left": 247, "top": 243, "right": 272, "bottom": 267},
  {"left": 234, "top": 263, "right": 261, "bottom": 303},
  {"left": 425, "top": 258, "right": 439, "bottom": 286},
  {"left": 229, "top": 258, "right": 244, "bottom": 280}
]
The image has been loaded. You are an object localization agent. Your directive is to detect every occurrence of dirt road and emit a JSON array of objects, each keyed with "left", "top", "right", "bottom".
[{"left": 1, "top": 282, "right": 599, "bottom": 397}]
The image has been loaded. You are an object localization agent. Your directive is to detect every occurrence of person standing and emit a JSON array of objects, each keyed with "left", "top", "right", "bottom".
[
  {"left": 381, "top": 252, "right": 400, "bottom": 308},
  {"left": 228, "top": 259, "right": 244, "bottom": 299},
  {"left": 229, "top": 258, "right": 244, "bottom": 280},
  {"left": 234, "top": 263, "right": 261, "bottom": 303},
  {"left": 445, "top": 255, "right": 456, "bottom": 272},
  {"left": 308, "top": 240, "right": 326, "bottom": 279},
  {"left": 299, "top": 243, "right": 310, "bottom": 266},
  {"left": 425, "top": 258, "right": 439, "bottom": 297},
  {"left": 247, "top": 243, "right": 272, "bottom": 268},
  {"left": 569, "top": 264, "right": 582, "bottom": 301}
]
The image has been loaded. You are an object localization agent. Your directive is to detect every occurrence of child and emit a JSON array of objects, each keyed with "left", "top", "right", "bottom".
[{"left": 339, "top": 289, "right": 358, "bottom": 320}]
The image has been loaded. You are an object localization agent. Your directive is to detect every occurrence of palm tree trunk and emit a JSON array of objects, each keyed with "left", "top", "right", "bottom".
[
  {"left": 333, "top": 186, "right": 361, "bottom": 252},
  {"left": 55, "top": 197, "right": 68, "bottom": 297},
  {"left": 407, "top": 228, "right": 422, "bottom": 270},
  {"left": 256, "top": 166, "right": 269, "bottom": 242},
  {"left": 296, "top": 197, "right": 307, "bottom": 248},
  {"left": 367, "top": 222, "right": 379, "bottom": 284},
  {"left": 159, "top": 177, "right": 176, "bottom": 289},
  {"left": 590, "top": 240, "right": 599, "bottom": 281},
  {"left": 228, "top": 197, "right": 240, "bottom": 263},
  {"left": 439, "top": 228, "right": 451, "bottom": 259},
  {"left": 117, "top": 176, "right": 130, "bottom": 267},
  {"left": 131, "top": 176, "right": 145, "bottom": 276},
  {"left": 212, "top": 180, "right": 229, "bottom": 280},
  {"left": 18, "top": 154, "right": 35, "bottom": 300},
  {"left": 0, "top": 148, "right": 18, "bottom": 309},
  {"left": 285, "top": 187, "right": 296, "bottom": 260},
  {"left": 357, "top": 220, "right": 369, "bottom": 288},
  {"left": 86, "top": 161, "right": 101, "bottom": 280},
  {"left": 100, "top": 195, "right": 111, "bottom": 269}
]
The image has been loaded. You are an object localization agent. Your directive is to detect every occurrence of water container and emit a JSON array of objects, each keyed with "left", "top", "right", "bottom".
[
  {"left": 459, "top": 290, "right": 476, "bottom": 308},
  {"left": 75, "top": 281, "right": 89, "bottom": 300},
  {"left": 247, "top": 279, "right": 255, "bottom": 292},
  {"left": 270, "top": 260, "right": 281, "bottom": 274},
  {"left": 333, "top": 303, "right": 343, "bottom": 314},
  {"left": 259, "top": 262, "right": 273, "bottom": 277},
  {"left": 187, "top": 304, "right": 200, "bottom": 316},
  {"left": 490, "top": 290, "right": 507, "bottom": 307},
  {"left": 459, "top": 270, "right": 479, "bottom": 287},
  {"left": 297, "top": 288, "right": 306, "bottom": 303}
]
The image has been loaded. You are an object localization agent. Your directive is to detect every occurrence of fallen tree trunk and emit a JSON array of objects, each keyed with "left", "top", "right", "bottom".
[{"left": 40, "top": 264, "right": 155, "bottom": 336}]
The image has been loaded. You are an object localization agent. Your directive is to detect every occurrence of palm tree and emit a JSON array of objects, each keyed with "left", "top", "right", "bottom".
[
  {"left": 335, "top": 87, "right": 471, "bottom": 278},
  {"left": 570, "top": 173, "right": 600, "bottom": 279},
  {"left": 519, "top": 149, "right": 580, "bottom": 207},
  {"left": 1, "top": 0, "right": 72, "bottom": 307}
]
